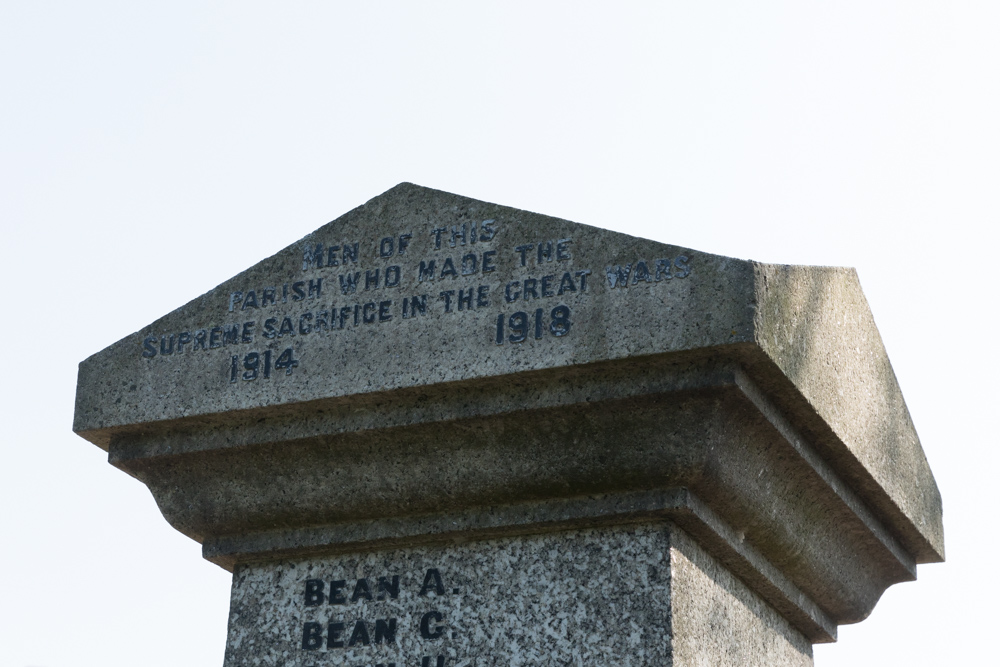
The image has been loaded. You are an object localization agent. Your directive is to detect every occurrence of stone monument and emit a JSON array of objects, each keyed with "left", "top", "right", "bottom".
[{"left": 74, "top": 183, "right": 943, "bottom": 666}]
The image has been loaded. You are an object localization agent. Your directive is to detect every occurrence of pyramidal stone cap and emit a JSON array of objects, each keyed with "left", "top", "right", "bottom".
[{"left": 74, "top": 183, "right": 942, "bottom": 645}]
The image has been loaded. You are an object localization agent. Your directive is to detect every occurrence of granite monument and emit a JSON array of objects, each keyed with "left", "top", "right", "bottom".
[{"left": 74, "top": 183, "right": 944, "bottom": 666}]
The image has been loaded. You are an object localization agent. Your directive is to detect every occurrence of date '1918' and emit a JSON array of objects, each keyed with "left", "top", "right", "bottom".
[
  {"left": 495, "top": 305, "right": 572, "bottom": 344},
  {"left": 230, "top": 348, "right": 299, "bottom": 382}
]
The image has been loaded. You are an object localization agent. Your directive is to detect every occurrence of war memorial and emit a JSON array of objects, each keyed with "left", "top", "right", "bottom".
[{"left": 74, "top": 183, "right": 944, "bottom": 666}]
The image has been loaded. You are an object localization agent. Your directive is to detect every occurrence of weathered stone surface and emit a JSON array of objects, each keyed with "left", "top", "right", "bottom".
[
  {"left": 73, "top": 183, "right": 941, "bottom": 565},
  {"left": 73, "top": 183, "right": 944, "bottom": 662},
  {"left": 224, "top": 523, "right": 811, "bottom": 667}
]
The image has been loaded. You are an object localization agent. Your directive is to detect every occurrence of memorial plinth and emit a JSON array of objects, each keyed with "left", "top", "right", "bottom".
[{"left": 74, "top": 183, "right": 943, "bottom": 666}]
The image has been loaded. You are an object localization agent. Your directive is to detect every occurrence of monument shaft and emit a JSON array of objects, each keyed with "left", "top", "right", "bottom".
[{"left": 226, "top": 525, "right": 812, "bottom": 667}]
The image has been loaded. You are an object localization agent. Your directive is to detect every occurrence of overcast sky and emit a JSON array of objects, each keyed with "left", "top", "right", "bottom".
[{"left": 1, "top": 2, "right": 997, "bottom": 666}]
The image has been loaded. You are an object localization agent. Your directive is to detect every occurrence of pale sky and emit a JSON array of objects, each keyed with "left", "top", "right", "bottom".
[{"left": 1, "top": 2, "right": 997, "bottom": 665}]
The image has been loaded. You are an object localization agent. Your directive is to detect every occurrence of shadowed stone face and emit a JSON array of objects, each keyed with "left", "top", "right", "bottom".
[{"left": 74, "top": 183, "right": 942, "bottom": 665}]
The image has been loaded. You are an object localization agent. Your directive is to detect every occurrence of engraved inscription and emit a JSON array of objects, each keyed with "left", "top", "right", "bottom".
[
  {"left": 495, "top": 306, "right": 572, "bottom": 345},
  {"left": 137, "top": 217, "right": 694, "bottom": 381},
  {"left": 606, "top": 255, "right": 690, "bottom": 288},
  {"left": 300, "top": 568, "right": 460, "bottom": 666},
  {"left": 229, "top": 348, "right": 299, "bottom": 383}
]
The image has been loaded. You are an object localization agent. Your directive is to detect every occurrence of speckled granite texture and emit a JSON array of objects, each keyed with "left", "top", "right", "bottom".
[
  {"left": 226, "top": 525, "right": 673, "bottom": 666},
  {"left": 224, "top": 524, "right": 811, "bottom": 667}
]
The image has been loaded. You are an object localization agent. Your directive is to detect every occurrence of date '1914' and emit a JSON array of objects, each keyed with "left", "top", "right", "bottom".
[{"left": 230, "top": 348, "right": 299, "bottom": 382}]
